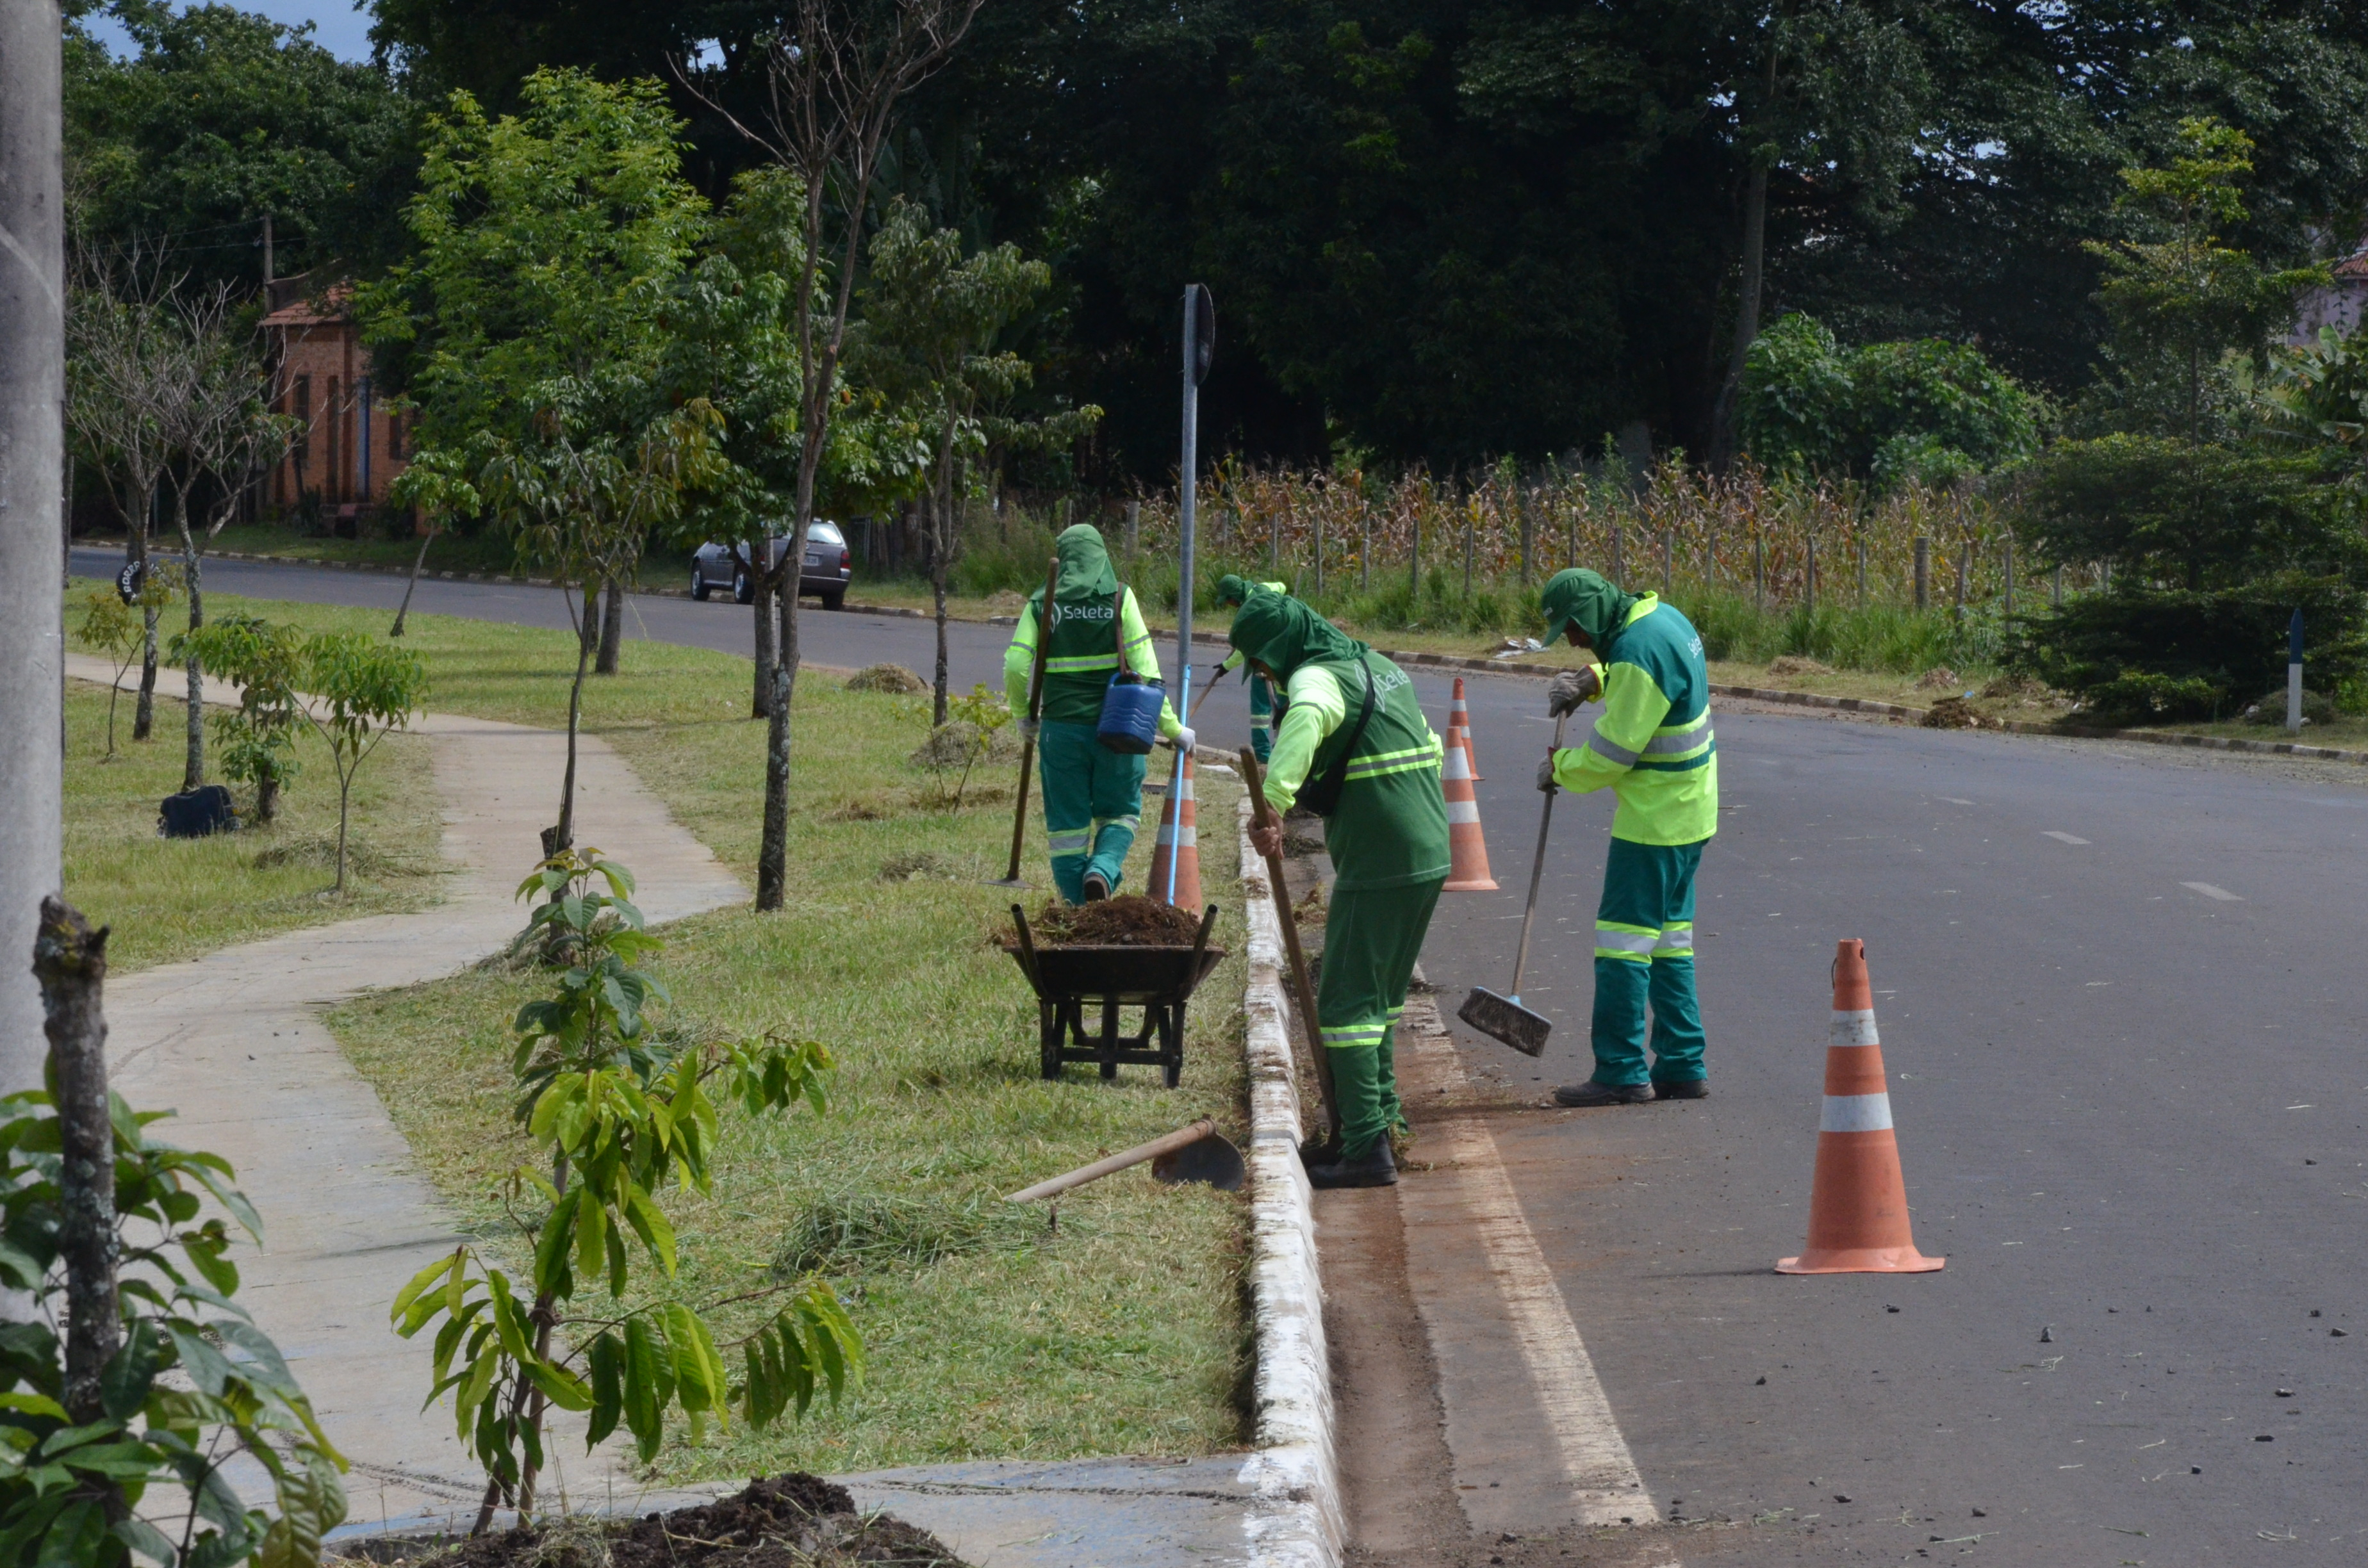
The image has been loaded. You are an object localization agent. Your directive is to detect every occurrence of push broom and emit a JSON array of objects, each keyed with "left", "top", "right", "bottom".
[{"left": 1457, "top": 710, "right": 1568, "bottom": 1056}]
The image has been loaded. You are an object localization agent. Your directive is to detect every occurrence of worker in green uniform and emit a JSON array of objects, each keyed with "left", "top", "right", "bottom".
[
  {"left": 1533, "top": 568, "right": 1718, "bottom": 1106},
  {"left": 1237, "top": 594, "right": 1450, "bottom": 1188},
  {"left": 1005, "top": 525, "right": 1190, "bottom": 902},
  {"left": 1213, "top": 575, "right": 1287, "bottom": 760}
]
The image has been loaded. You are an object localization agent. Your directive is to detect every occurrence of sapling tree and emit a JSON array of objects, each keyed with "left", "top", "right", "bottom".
[
  {"left": 3, "top": 898, "right": 347, "bottom": 1566},
  {"left": 180, "top": 614, "right": 309, "bottom": 824},
  {"left": 393, "top": 851, "right": 859, "bottom": 1531},
  {"left": 74, "top": 588, "right": 146, "bottom": 760},
  {"left": 297, "top": 633, "right": 429, "bottom": 892}
]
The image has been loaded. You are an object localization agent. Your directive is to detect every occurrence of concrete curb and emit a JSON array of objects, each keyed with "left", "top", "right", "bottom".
[{"left": 1233, "top": 796, "right": 1343, "bottom": 1568}]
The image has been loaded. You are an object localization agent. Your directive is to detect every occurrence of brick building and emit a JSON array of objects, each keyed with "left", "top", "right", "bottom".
[{"left": 260, "top": 276, "right": 411, "bottom": 524}]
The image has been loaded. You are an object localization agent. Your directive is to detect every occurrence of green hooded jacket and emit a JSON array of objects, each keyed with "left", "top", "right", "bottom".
[
  {"left": 1539, "top": 569, "right": 1717, "bottom": 845},
  {"left": 1004, "top": 525, "right": 1180, "bottom": 733},
  {"left": 1230, "top": 595, "right": 1449, "bottom": 891}
]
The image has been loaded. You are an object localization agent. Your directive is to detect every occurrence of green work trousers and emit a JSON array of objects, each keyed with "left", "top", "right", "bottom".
[
  {"left": 1588, "top": 836, "right": 1707, "bottom": 1089},
  {"left": 1319, "top": 878, "right": 1445, "bottom": 1159},
  {"left": 1039, "top": 720, "right": 1146, "bottom": 904},
  {"left": 1249, "top": 673, "right": 1275, "bottom": 763}
]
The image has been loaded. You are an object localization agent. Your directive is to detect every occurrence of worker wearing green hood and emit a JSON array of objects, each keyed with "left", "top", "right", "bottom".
[
  {"left": 1213, "top": 574, "right": 1288, "bottom": 761},
  {"left": 1534, "top": 568, "right": 1718, "bottom": 1106},
  {"left": 1235, "top": 595, "right": 1450, "bottom": 1188},
  {"left": 1004, "top": 525, "right": 1188, "bottom": 902}
]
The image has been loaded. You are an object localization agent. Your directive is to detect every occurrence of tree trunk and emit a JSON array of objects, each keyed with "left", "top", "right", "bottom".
[
  {"left": 181, "top": 543, "right": 204, "bottom": 792},
  {"left": 750, "top": 559, "right": 777, "bottom": 719},
  {"left": 1709, "top": 158, "right": 1772, "bottom": 471},
  {"left": 34, "top": 898, "right": 119, "bottom": 1427},
  {"left": 256, "top": 771, "right": 279, "bottom": 825},
  {"left": 133, "top": 527, "right": 156, "bottom": 741},
  {"left": 755, "top": 558, "right": 799, "bottom": 911},
  {"left": 390, "top": 525, "right": 435, "bottom": 637},
  {"left": 554, "top": 585, "right": 595, "bottom": 853},
  {"left": 595, "top": 576, "right": 623, "bottom": 675}
]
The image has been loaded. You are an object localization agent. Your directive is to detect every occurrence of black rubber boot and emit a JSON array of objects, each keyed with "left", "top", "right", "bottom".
[
  {"left": 1299, "top": 1132, "right": 1341, "bottom": 1170},
  {"left": 1552, "top": 1080, "right": 1656, "bottom": 1107},
  {"left": 1081, "top": 870, "right": 1111, "bottom": 902},
  {"left": 1653, "top": 1079, "right": 1708, "bottom": 1100},
  {"left": 1308, "top": 1138, "right": 1397, "bottom": 1189}
]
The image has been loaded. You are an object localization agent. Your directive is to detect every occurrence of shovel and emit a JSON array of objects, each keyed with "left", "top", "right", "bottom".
[
  {"left": 1458, "top": 710, "right": 1569, "bottom": 1056},
  {"left": 991, "top": 555, "right": 1065, "bottom": 886},
  {"left": 1240, "top": 747, "right": 1343, "bottom": 1143}
]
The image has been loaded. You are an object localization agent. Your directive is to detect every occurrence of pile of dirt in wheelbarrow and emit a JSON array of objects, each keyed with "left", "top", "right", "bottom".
[
  {"left": 1008, "top": 895, "right": 1206, "bottom": 947},
  {"left": 407, "top": 1474, "right": 968, "bottom": 1568}
]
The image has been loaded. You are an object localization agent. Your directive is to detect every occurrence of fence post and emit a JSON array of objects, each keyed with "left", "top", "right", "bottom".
[
  {"left": 1661, "top": 531, "right": 1673, "bottom": 595},
  {"left": 1857, "top": 536, "right": 1868, "bottom": 607},
  {"left": 1565, "top": 505, "right": 1575, "bottom": 571},
  {"left": 1913, "top": 535, "right": 1930, "bottom": 611},
  {"left": 1361, "top": 511, "right": 1371, "bottom": 593},
  {"left": 2003, "top": 537, "right": 2016, "bottom": 616},
  {"left": 1126, "top": 500, "right": 1140, "bottom": 565},
  {"left": 1518, "top": 488, "right": 1534, "bottom": 585},
  {"left": 1611, "top": 525, "right": 1624, "bottom": 585},
  {"left": 1805, "top": 534, "right": 1816, "bottom": 619},
  {"left": 1463, "top": 515, "right": 1474, "bottom": 600},
  {"left": 1953, "top": 541, "right": 1971, "bottom": 623},
  {"left": 1706, "top": 523, "right": 1718, "bottom": 587},
  {"left": 1410, "top": 509, "right": 1421, "bottom": 598},
  {"left": 1269, "top": 507, "right": 1280, "bottom": 578},
  {"left": 1315, "top": 507, "right": 1325, "bottom": 596},
  {"left": 1754, "top": 535, "right": 1765, "bottom": 615}
]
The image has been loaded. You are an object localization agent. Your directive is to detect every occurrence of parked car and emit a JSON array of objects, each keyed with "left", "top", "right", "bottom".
[{"left": 691, "top": 521, "right": 851, "bottom": 609}]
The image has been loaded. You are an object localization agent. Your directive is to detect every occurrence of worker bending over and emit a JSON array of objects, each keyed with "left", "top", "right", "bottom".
[
  {"left": 1534, "top": 568, "right": 1718, "bottom": 1106},
  {"left": 1237, "top": 594, "right": 1449, "bottom": 1188},
  {"left": 1213, "top": 575, "right": 1288, "bottom": 760},
  {"left": 1005, "top": 524, "right": 1191, "bottom": 902}
]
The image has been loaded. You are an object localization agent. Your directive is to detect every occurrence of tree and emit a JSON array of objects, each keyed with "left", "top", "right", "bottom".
[
  {"left": 362, "top": 69, "right": 716, "bottom": 854},
  {"left": 65, "top": 1, "right": 417, "bottom": 293},
  {"left": 180, "top": 614, "right": 308, "bottom": 822},
  {"left": 857, "top": 198, "right": 1071, "bottom": 723},
  {"left": 393, "top": 851, "right": 859, "bottom": 1530},
  {"left": 74, "top": 585, "right": 152, "bottom": 761},
  {"left": 4, "top": 900, "right": 347, "bottom": 1567},
  {"left": 674, "top": 0, "right": 985, "bottom": 912},
  {"left": 2080, "top": 118, "right": 2326, "bottom": 444},
  {"left": 298, "top": 633, "right": 429, "bottom": 893}
]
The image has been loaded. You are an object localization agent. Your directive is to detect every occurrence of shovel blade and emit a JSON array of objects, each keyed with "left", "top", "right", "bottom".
[
  {"left": 1151, "top": 1133, "right": 1246, "bottom": 1192},
  {"left": 1459, "top": 986, "right": 1550, "bottom": 1057}
]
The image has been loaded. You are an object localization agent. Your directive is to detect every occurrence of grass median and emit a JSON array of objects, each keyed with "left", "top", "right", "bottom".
[
  {"left": 58, "top": 678, "right": 443, "bottom": 972},
  {"left": 116, "top": 585, "right": 1260, "bottom": 1480}
]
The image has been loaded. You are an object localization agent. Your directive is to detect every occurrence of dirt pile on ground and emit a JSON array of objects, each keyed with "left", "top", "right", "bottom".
[
  {"left": 1766, "top": 655, "right": 1834, "bottom": 676},
  {"left": 1921, "top": 696, "right": 1984, "bottom": 729},
  {"left": 405, "top": 1474, "right": 969, "bottom": 1568},
  {"left": 1914, "top": 666, "right": 1961, "bottom": 691},
  {"left": 1013, "top": 895, "right": 1206, "bottom": 947},
  {"left": 846, "top": 664, "right": 928, "bottom": 694}
]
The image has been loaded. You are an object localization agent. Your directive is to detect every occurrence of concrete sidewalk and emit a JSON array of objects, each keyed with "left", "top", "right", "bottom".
[{"left": 69, "top": 655, "right": 746, "bottom": 1529}]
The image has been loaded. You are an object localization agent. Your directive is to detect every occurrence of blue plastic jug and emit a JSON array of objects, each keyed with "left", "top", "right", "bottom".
[{"left": 1098, "top": 672, "right": 1164, "bottom": 754}]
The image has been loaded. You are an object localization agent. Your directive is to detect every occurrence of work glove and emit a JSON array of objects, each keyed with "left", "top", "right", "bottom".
[
  {"left": 1019, "top": 716, "right": 1040, "bottom": 742},
  {"left": 1547, "top": 666, "right": 1602, "bottom": 718},
  {"left": 1171, "top": 726, "right": 1197, "bottom": 755},
  {"left": 1536, "top": 751, "right": 1561, "bottom": 794}
]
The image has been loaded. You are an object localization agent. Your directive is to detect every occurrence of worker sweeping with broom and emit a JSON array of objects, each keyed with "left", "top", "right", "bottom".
[
  {"left": 1533, "top": 568, "right": 1718, "bottom": 1106},
  {"left": 1005, "top": 523, "right": 1192, "bottom": 903},
  {"left": 1237, "top": 594, "right": 1449, "bottom": 1188}
]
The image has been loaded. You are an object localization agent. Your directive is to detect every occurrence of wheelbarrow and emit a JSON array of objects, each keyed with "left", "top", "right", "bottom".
[{"left": 1005, "top": 904, "right": 1226, "bottom": 1086}]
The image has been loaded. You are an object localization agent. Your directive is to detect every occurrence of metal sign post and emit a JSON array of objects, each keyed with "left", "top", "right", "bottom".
[{"left": 1167, "top": 285, "right": 1214, "bottom": 904}]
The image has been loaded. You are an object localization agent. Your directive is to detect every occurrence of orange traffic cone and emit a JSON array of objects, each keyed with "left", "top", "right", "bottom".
[
  {"left": 1147, "top": 751, "right": 1203, "bottom": 910},
  {"left": 1450, "top": 676, "right": 1483, "bottom": 781},
  {"left": 1777, "top": 940, "right": 1945, "bottom": 1275},
  {"left": 1440, "top": 728, "right": 1499, "bottom": 892}
]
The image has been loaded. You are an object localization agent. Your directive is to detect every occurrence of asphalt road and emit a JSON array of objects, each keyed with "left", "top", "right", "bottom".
[{"left": 86, "top": 546, "right": 2368, "bottom": 1562}]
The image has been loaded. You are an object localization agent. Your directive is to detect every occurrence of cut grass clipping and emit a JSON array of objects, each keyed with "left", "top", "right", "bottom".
[
  {"left": 291, "top": 590, "right": 1251, "bottom": 1481},
  {"left": 60, "top": 680, "right": 443, "bottom": 972}
]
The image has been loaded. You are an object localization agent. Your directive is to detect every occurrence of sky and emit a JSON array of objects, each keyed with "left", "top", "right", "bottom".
[{"left": 85, "top": 0, "right": 377, "bottom": 63}]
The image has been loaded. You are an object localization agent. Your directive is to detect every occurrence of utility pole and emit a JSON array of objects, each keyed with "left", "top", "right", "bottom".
[{"left": 1, "top": 0, "right": 67, "bottom": 1094}]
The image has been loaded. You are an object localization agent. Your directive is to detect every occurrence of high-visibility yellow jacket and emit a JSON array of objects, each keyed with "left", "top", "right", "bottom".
[
  {"left": 1549, "top": 594, "right": 1718, "bottom": 845},
  {"left": 1003, "top": 586, "right": 1181, "bottom": 736}
]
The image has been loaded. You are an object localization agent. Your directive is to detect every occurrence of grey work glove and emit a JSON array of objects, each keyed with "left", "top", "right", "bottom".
[
  {"left": 1536, "top": 751, "right": 1561, "bottom": 793},
  {"left": 1547, "top": 666, "right": 1602, "bottom": 718},
  {"left": 1170, "top": 725, "right": 1197, "bottom": 755},
  {"left": 1019, "top": 715, "right": 1040, "bottom": 742}
]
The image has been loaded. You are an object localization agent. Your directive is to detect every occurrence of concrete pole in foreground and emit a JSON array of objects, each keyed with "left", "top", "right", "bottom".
[{"left": 0, "top": 0, "right": 67, "bottom": 1096}]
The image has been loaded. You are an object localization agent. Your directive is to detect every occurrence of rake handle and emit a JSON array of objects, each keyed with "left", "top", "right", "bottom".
[
  {"left": 1506, "top": 710, "right": 1570, "bottom": 1002},
  {"left": 1001, "top": 555, "right": 1064, "bottom": 882},
  {"left": 1240, "top": 747, "right": 1342, "bottom": 1141}
]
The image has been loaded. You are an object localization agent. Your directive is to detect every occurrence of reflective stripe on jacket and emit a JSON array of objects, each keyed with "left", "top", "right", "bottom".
[{"left": 1550, "top": 594, "right": 1718, "bottom": 845}]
